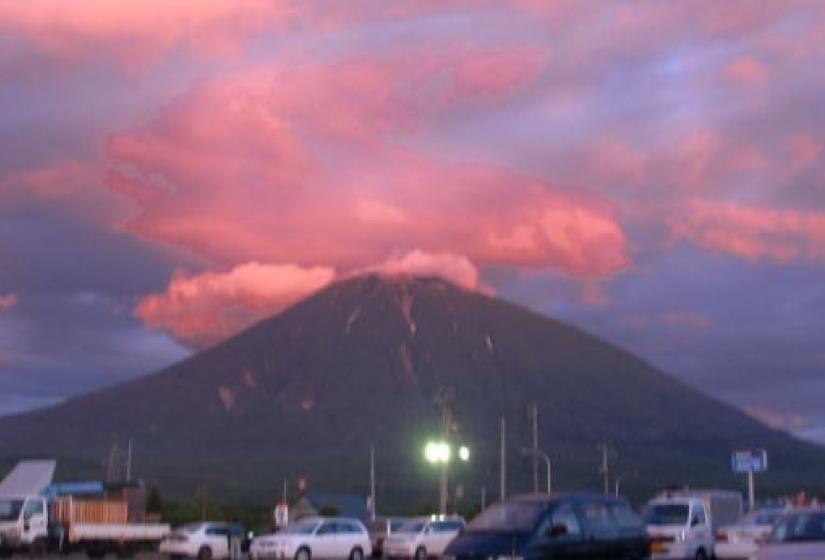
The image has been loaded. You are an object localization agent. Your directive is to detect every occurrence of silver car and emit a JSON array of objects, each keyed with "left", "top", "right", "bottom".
[{"left": 756, "top": 509, "right": 825, "bottom": 560}]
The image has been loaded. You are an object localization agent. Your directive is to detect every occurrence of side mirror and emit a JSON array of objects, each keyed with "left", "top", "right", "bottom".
[{"left": 547, "top": 524, "right": 568, "bottom": 538}]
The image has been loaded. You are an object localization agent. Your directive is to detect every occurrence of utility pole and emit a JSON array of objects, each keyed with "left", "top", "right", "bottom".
[
  {"left": 369, "top": 443, "right": 376, "bottom": 520},
  {"left": 434, "top": 387, "right": 454, "bottom": 515},
  {"left": 197, "top": 484, "right": 208, "bottom": 521},
  {"left": 500, "top": 416, "right": 507, "bottom": 502},
  {"left": 126, "top": 439, "right": 133, "bottom": 482},
  {"left": 598, "top": 443, "right": 610, "bottom": 496},
  {"left": 529, "top": 404, "right": 538, "bottom": 494}
]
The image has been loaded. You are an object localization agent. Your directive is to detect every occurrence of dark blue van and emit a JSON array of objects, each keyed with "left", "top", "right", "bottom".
[{"left": 444, "top": 494, "right": 649, "bottom": 560}]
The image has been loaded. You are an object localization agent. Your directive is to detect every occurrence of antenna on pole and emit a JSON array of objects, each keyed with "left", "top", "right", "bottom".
[
  {"left": 500, "top": 415, "right": 507, "bottom": 501},
  {"left": 126, "top": 439, "right": 133, "bottom": 482},
  {"left": 529, "top": 404, "right": 538, "bottom": 493},
  {"left": 598, "top": 442, "right": 611, "bottom": 495},
  {"left": 369, "top": 443, "right": 376, "bottom": 521}
]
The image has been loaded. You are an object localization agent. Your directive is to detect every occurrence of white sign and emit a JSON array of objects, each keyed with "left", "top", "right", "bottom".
[
  {"left": 274, "top": 503, "right": 289, "bottom": 528},
  {"left": 732, "top": 449, "right": 768, "bottom": 473}
]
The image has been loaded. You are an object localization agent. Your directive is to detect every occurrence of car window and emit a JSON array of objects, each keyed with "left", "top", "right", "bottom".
[
  {"left": 608, "top": 503, "right": 643, "bottom": 533},
  {"left": 23, "top": 499, "right": 44, "bottom": 517},
  {"left": 341, "top": 522, "right": 362, "bottom": 534},
  {"left": 431, "top": 521, "right": 463, "bottom": 533},
  {"left": 206, "top": 525, "right": 229, "bottom": 536},
  {"left": 770, "top": 513, "right": 825, "bottom": 543},
  {"left": 390, "top": 521, "right": 405, "bottom": 532},
  {"left": 580, "top": 502, "right": 619, "bottom": 540},
  {"left": 317, "top": 522, "right": 338, "bottom": 535},
  {"left": 547, "top": 504, "right": 582, "bottom": 539},
  {"left": 691, "top": 505, "right": 706, "bottom": 526}
]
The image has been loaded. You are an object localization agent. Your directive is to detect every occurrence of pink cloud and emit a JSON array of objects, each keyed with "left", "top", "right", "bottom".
[
  {"left": 0, "top": 0, "right": 299, "bottom": 71},
  {"left": 0, "top": 160, "right": 129, "bottom": 224},
  {"left": 723, "top": 56, "right": 769, "bottom": 85},
  {"left": 364, "top": 250, "right": 479, "bottom": 291},
  {"left": 0, "top": 293, "right": 17, "bottom": 312},
  {"left": 785, "top": 133, "right": 823, "bottom": 173},
  {"left": 136, "top": 262, "right": 336, "bottom": 348},
  {"left": 107, "top": 54, "right": 628, "bottom": 279},
  {"left": 671, "top": 199, "right": 825, "bottom": 263}
]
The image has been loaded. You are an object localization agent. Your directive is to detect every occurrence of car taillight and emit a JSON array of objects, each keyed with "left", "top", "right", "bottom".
[{"left": 715, "top": 532, "right": 728, "bottom": 543}]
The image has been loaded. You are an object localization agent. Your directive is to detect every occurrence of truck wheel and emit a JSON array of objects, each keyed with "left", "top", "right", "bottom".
[
  {"left": 115, "top": 544, "right": 136, "bottom": 559},
  {"left": 29, "top": 539, "right": 47, "bottom": 558},
  {"left": 197, "top": 546, "right": 213, "bottom": 560},
  {"left": 86, "top": 546, "right": 107, "bottom": 559},
  {"left": 414, "top": 547, "right": 426, "bottom": 560}
]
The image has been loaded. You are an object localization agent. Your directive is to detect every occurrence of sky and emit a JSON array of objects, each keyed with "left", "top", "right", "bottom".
[{"left": 1, "top": 1, "right": 825, "bottom": 442}]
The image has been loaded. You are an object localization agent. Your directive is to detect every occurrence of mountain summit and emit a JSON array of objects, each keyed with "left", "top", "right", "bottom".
[{"left": 1, "top": 275, "right": 823, "bottom": 506}]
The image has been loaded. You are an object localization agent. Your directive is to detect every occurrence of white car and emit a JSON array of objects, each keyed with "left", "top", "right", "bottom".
[
  {"left": 251, "top": 517, "right": 371, "bottom": 560},
  {"left": 716, "top": 507, "right": 787, "bottom": 559},
  {"left": 756, "top": 509, "right": 825, "bottom": 560},
  {"left": 382, "top": 516, "right": 465, "bottom": 560},
  {"left": 160, "top": 522, "right": 244, "bottom": 560}
]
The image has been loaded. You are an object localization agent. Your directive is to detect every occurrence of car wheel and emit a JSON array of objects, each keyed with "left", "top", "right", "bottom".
[
  {"left": 197, "top": 546, "right": 213, "bottom": 560},
  {"left": 349, "top": 547, "right": 364, "bottom": 560},
  {"left": 414, "top": 547, "right": 426, "bottom": 560},
  {"left": 295, "top": 547, "right": 311, "bottom": 560}
]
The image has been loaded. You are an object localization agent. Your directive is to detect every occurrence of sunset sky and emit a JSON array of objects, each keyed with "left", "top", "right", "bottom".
[{"left": 1, "top": 1, "right": 824, "bottom": 441}]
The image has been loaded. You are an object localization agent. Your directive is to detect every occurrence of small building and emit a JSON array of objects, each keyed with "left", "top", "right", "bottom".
[{"left": 293, "top": 492, "right": 369, "bottom": 520}]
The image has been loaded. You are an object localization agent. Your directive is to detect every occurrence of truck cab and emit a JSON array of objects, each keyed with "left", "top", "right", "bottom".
[
  {"left": 0, "top": 494, "right": 49, "bottom": 550},
  {"left": 644, "top": 497, "right": 712, "bottom": 559}
]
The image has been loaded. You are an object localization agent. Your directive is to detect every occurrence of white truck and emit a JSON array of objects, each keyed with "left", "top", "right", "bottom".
[
  {"left": 0, "top": 493, "right": 170, "bottom": 558},
  {"left": 644, "top": 490, "right": 743, "bottom": 560}
]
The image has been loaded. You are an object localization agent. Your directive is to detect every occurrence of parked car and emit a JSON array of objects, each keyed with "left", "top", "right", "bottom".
[
  {"left": 365, "top": 518, "right": 407, "bottom": 557},
  {"left": 444, "top": 493, "right": 649, "bottom": 560},
  {"left": 250, "top": 517, "right": 372, "bottom": 560},
  {"left": 382, "top": 516, "right": 465, "bottom": 560},
  {"left": 715, "top": 507, "right": 788, "bottom": 559},
  {"left": 756, "top": 509, "right": 825, "bottom": 560},
  {"left": 159, "top": 522, "right": 245, "bottom": 560},
  {"left": 645, "top": 491, "right": 742, "bottom": 559}
]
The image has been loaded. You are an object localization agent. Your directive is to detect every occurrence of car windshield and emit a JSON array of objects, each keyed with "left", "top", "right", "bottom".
[
  {"left": 0, "top": 499, "right": 24, "bottom": 522},
  {"left": 769, "top": 512, "right": 825, "bottom": 543},
  {"left": 282, "top": 520, "right": 321, "bottom": 535},
  {"left": 467, "top": 502, "right": 544, "bottom": 534},
  {"left": 644, "top": 504, "right": 689, "bottom": 526},
  {"left": 740, "top": 509, "right": 784, "bottom": 526},
  {"left": 395, "top": 521, "right": 426, "bottom": 534}
]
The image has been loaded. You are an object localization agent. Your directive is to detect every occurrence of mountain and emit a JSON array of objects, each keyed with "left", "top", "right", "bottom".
[{"left": 1, "top": 275, "right": 823, "bottom": 509}]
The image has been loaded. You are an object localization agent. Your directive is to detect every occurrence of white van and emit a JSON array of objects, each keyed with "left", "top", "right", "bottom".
[{"left": 644, "top": 491, "right": 743, "bottom": 560}]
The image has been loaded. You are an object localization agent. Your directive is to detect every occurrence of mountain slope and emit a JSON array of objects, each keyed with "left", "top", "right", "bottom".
[{"left": 1, "top": 275, "right": 823, "bottom": 507}]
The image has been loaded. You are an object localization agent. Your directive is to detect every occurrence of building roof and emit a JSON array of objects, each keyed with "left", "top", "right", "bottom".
[
  {"left": 0, "top": 460, "right": 56, "bottom": 497},
  {"left": 300, "top": 492, "right": 369, "bottom": 519}
]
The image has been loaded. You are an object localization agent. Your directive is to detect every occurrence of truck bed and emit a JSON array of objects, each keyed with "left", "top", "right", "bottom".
[{"left": 68, "top": 523, "right": 170, "bottom": 542}]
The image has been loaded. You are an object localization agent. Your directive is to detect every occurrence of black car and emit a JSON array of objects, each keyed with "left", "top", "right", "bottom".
[{"left": 444, "top": 493, "right": 649, "bottom": 560}]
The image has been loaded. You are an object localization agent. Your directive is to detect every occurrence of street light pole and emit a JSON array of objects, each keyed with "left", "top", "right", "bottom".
[
  {"left": 425, "top": 442, "right": 469, "bottom": 516},
  {"left": 521, "top": 448, "right": 552, "bottom": 494}
]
